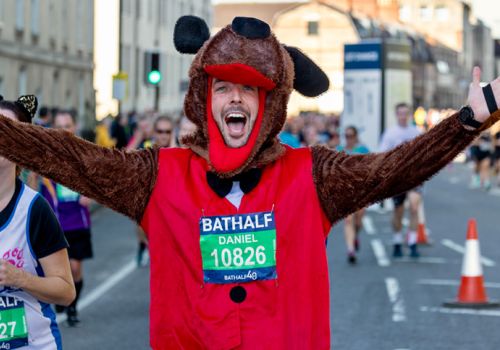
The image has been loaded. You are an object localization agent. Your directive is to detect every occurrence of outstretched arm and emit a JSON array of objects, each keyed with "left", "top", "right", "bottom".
[
  {"left": 0, "top": 116, "right": 158, "bottom": 222},
  {"left": 313, "top": 67, "right": 500, "bottom": 224}
]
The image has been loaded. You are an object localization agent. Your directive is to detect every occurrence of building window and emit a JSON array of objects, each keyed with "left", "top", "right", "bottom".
[
  {"left": 88, "top": 0, "right": 94, "bottom": 51},
  {"left": 148, "top": 0, "right": 153, "bottom": 21},
  {"left": 307, "top": 21, "right": 319, "bottom": 36},
  {"left": 61, "top": 3, "right": 68, "bottom": 42},
  {"left": 136, "top": 0, "right": 140, "bottom": 18},
  {"left": 16, "top": 0, "right": 25, "bottom": 31},
  {"left": 18, "top": 67, "right": 27, "bottom": 96},
  {"left": 135, "top": 48, "right": 140, "bottom": 98},
  {"left": 78, "top": 76, "right": 85, "bottom": 123},
  {"left": 31, "top": 0, "right": 39, "bottom": 35},
  {"left": 122, "top": 0, "right": 131, "bottom": 14},
  {"left": 49, "top": 1, "right": 56, "bottom": 41},
  {"left": 419, "top": 6, "right": 432, "bottom": 21},
  {"left": 435, "top": 5, "right": 449, "bottom": 22},
  {"left": 76, "top": 0, "right": 83, "bottom": 45},
  {"left": 121, "top": 45, "right": 131, "bottom": 74},
  {"left": 399, "top": 5, "right": 410, "bottom": 22},
  {"left": 0, "top": 0, "right": 4, "bottom": 26}
]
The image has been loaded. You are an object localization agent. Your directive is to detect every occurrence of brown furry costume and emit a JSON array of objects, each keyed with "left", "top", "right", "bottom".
[{"left": 0, "top": 16, "right": 498, "bottom": 225}]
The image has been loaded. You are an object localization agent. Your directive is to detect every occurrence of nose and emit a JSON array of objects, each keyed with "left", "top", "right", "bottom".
[{"left": 230, "top": 86, "right": 243, "bottom": 104}]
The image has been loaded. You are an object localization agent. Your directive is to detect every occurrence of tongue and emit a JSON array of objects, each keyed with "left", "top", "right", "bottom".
[{"left": 227, "top": 120, "right": 245, "bottom": 135}]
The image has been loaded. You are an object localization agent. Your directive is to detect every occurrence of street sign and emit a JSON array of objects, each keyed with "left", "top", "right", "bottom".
[
  {"left": 112, "top": 71, "right": 128, "bottom": 101},
  {"left": 343, "top": 40, "right": 412, "bottom": 151}
]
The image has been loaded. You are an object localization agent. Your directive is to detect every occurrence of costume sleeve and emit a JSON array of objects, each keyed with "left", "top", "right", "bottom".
[
  {"left": 0, "top": 115, "right": 158, "bottom": 222},
  {"left": 311, "top": 113, "right": 495, "bottom": 224}
]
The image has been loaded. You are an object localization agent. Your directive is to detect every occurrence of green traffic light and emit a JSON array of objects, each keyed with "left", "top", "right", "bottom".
[{"left": 148, "top": 70, "right": 161, "bottom": 84}]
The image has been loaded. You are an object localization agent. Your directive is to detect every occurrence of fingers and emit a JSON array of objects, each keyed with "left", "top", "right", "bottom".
[
  {"left": 472, "top": 66, "right": 482, "bottom": 86},
  {"left": 0, "top": 260, "right": 6, "bottom": 285}
]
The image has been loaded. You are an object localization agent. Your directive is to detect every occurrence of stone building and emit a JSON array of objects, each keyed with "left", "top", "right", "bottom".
[{"left": 0, "top": 0, "right": 95, "bottom": 128}]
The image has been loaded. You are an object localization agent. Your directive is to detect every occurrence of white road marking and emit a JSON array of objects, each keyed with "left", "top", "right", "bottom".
[
  {"left": 385, "top": 277, "right": 406, "bottom": 322},
  {"left": 449, "top": 176, "right": 460, "bottom": 184},
  {"left": 394, "top": 257, "right": 448, "bottom": 264},
  {"left": 371, "top": 239, "right": 390, "bottom": 266},
  {"left": 489, "top": 188, "right": 500, "bottom": 196},
  {"left": 362, "top": 216, "right": 376, "bottom": 235},
  {"left": 420, "top": 306, "right": 500, "bottom": 317},
  {"left": 441, "top": 239, "right": 496, "bottom": 267},
  {"left": 56, "top": 259, "right": 137, "bottom": 324},
  {"left": 417, "top": 279, "right": 500, "bottom": 288}
]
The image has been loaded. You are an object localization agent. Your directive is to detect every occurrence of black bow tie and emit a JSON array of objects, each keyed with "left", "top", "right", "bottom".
[{"left": 206, "top": 169, "right": 262, "bottom": 198}]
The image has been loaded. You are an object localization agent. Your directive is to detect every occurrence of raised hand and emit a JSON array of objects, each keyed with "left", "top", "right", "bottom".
[{"left": 468, "top": 66, "right": 500, "bottom": 123}]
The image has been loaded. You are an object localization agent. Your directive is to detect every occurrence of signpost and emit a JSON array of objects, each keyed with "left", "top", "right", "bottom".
[
  {"left": 343, "top": 40, "right": 412, "bottom": 151},
  {"left": 112, "top": 71, "right": 128, "bottom": 101}
]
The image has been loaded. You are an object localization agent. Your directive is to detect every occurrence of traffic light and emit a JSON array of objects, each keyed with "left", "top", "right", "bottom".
[{"left": 145, "top": 51, "right": 161, "bottom": 85}]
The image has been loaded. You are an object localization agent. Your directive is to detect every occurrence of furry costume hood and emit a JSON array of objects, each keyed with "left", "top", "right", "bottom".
[{"left": 175, "top": 16, "right": 329, "bottom": 178}]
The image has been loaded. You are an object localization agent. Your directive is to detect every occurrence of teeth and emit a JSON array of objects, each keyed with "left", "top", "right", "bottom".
[{"left": 227, "top": 113, "right": 245, "bottom": 119}]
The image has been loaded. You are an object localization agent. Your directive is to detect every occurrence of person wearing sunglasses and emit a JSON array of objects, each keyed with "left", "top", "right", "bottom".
[
  {"left": 153, "top": 116, "right": 174, "bottom": 148},
  {"left": 337, "top": 126, "right": 370, "bottom": 263}
]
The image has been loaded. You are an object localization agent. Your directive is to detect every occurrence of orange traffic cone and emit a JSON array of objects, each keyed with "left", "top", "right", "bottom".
[
  {"left": 416, "top": 202, "right": 432, "bottom": 245},
  {"left": 444, "top": 219, "right": 499, "bottom": 308},
  {"left": 416, "top": 223, "right": 430, "bottom": 245}
]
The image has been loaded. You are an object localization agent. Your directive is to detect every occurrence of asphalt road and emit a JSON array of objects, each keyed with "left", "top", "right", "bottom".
[{"left": 59, "top": 162, "right": 500, "bottom": 349}]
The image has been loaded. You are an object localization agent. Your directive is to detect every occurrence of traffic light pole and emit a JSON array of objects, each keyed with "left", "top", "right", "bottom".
[{"left": 154, "top": 85, "right": 160, "bottom": 112}]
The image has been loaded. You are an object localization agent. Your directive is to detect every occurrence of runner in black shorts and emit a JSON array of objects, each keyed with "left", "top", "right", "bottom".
[
  {"left": 470, "top": 132, "right": 492, "bottom": 190},
  {"left": 40, "top": 110, "right": 93, "bottom": 326},
  {"left": 390, "top": 186, "right": 424, "bottom": 257},
  {"left": 493, "top": 132, "right": 500, "bottom": 186},
  {"left": 379, "top": 103, "right": 423, "bottom": 258}
]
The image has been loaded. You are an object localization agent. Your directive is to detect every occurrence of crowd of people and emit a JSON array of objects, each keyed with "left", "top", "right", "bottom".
[{"left": 93, "top": 110, "right": 196, "bottom": 151}]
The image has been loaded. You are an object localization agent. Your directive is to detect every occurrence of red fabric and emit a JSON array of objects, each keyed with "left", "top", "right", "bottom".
[
  {"left": 204, "top": 63, "right": 276, "bottom": 91},
  {"left": 207, "top": 76, "right": 267, "bottom": 173},
  {"left": 141, "top": 147, "right": 332, "bottom": 350}
]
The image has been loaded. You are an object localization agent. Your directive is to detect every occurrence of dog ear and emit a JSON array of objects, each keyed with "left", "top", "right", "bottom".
[
  {"left": 284, "top": 46, "right": 330, "bottom": 97},
  {"left": 232, "top": 17, "right": 271, "bottom": 39},
  {"left": 174, "top": 16, "right": 210, "bottom": 54}
]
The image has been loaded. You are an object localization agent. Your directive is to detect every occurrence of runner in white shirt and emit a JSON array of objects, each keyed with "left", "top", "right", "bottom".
[
  {"left": 0, "top": 96, "right": 75, "bottom": 349},
  {"left": 379, "top": 102, "right": 423, "bottom": 258}
]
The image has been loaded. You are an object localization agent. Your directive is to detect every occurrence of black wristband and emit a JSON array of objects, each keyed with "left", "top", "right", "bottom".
[{"left": 482, "top": 84, "right": 498, "bottom": 115}]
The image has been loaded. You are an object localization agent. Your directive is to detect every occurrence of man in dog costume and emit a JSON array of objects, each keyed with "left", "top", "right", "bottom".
[{"left": 0, "top": 16, "right": 499, "bottom": 349}]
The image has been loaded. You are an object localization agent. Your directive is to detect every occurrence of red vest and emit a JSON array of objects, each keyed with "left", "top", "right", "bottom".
[{"left": 141, "top": 146, "right": 331, "bottom": 350}]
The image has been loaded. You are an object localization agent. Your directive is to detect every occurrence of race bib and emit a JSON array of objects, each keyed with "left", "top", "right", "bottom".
[
  {"left": 56, "top": 184, "right": 79, "bottom": 203},
  {"left": 200, "top": 212, "right": 277, "bottom": 284},
  {"left": 0, "top": 296, "right": 29, "bottom": 349}
]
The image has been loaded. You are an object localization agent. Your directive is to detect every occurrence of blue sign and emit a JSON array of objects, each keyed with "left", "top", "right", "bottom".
[{"left": 344, "top": 43, "right": 382, "bottom": 70}]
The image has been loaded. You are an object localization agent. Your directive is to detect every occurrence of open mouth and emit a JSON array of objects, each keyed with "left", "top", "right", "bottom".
[{"left": 224, "top": 112, "right": 248, "bottom": 138}]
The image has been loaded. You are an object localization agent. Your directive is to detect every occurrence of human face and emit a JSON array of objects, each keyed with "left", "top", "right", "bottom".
[
  {"left": 154, "top": 120, "right": 173, "bottom": 148},
  {"left": 344, "top": 129, "right": 357, "bottom": 148},
  {"left": 54, "top": 113, "right": 77, "bottom": 134},
  {"left": 211, "top": 79, "right": 260, "bottom": 148},
  {"left": 303, "top": 125, "right": 318, "bottom": 146},
  {"left": 0, "top": 108, "right": 18, "bottom": 169},
  {"left": 396, "top": 106, "right": 411, "bottom": 127}
]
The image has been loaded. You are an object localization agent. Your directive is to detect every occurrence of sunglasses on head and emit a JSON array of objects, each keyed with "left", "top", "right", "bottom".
[{"left": 155, "top": 129, "right": 172, "bottom": 134}]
